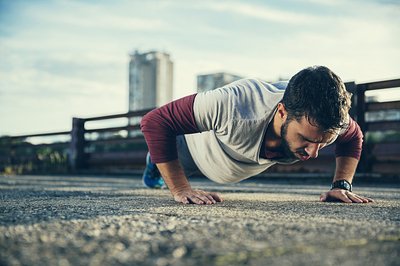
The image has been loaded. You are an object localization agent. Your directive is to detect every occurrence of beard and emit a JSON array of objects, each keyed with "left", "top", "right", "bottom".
[{"left": 280, "top": 119, "right": 299, "bottom": 160}]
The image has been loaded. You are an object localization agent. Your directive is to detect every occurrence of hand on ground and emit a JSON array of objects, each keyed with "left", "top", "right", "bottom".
[
  {"left": 320, "top": 189, "right": 374, "bottom": 203},
  {"left": 173, "top": 189, "right": 223, "bottom": 205}
]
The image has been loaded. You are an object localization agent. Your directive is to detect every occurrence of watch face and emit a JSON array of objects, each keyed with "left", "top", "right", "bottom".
[
  {"left": 332, "top": 180, "right": 352, "bottom": 191},
  {"left": 342, "top": 181, "right": 350, "bottom": 190}
]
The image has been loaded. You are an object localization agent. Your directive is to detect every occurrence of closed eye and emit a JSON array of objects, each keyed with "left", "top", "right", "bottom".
[
  {"left": 299, "top": 134, "right": 332, "bottom": 146},
  {"left": 299, "top": 135, "right": 323, "bottom": 144}
]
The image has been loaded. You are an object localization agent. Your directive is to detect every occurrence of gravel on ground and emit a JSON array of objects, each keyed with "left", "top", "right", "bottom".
[{"left": 0, "top": 175, "right": 399, "bottom": 266}]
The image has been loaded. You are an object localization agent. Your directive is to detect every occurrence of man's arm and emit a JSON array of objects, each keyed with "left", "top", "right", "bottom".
[
  {"left": 320, "top": 118, "right": 374, "bottom": 203},
  {"left": 157, "top": 160, "right": 222, "bottom": 204},
  {"left": 333, "top": 156, "right": 357, "bottom": 184},
  {"left": 140, "top": 94, "right": 222, "bottom": 205}
]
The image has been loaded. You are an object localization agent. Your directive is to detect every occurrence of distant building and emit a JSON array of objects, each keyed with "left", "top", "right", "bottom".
[
  {"left": 128, "top": 50, "right": 173, "bottom": 111},
  {"left": 197, "top": 72, "right": 243, "bottom": 93}
]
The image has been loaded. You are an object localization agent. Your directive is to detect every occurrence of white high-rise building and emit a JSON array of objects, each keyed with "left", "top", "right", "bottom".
[
  {"left": 129, "top": 50, "right": 173, "bottom": 111},
  {"left": 197, "top": 72, "right": 242, "bottom": 93}
]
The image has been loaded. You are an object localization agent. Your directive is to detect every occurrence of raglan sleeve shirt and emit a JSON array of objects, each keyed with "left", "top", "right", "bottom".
[
  {"left": 139, "top": 94, "right": 200, "bottom": 163},
  {"left": 140, "top": 91, "right": 364, "bottom": 164},
  {"left": 140, "top": 85, "right": 235, "bottom": 163},
  {"left": 334, "top": 117, "right": 363, "bottom": 160}
]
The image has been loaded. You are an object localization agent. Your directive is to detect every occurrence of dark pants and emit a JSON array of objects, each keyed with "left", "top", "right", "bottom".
[
  {"left": 176, "top": 135, "right": 202, "bottom": 177},
  {"left": 148, "top": 135, "right": 201, "bottom": 177}
]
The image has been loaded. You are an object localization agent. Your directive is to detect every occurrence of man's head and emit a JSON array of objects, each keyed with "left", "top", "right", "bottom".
[
  {"left": 276, "top": 66, "right": 352, "bottom": 160},
  {"left": 282, "top": 65, "right": 351, "bottom": 133}
]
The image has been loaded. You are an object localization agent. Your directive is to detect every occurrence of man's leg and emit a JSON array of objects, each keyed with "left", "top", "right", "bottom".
[
  {"left": 142, "top": 135, "right": 201, "bottom": 188},
  {"left": 142, "top": 152, "right": 165, "bottom": 188},
  {"left": 176, "top": 135, "right": 202, "bottom": 178}
]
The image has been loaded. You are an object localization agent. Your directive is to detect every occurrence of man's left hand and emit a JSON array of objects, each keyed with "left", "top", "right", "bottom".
[{"left": 320, "top": 189, "right": 374, "bottom": 203}]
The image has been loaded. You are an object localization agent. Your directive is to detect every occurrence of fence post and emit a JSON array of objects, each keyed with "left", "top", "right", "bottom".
[
  {"left": 355, "top": 84, "right": 368, "bottom": 173},
  {"left": 69, "top": 117, "right": 86, "bottom": 172},
  {"left": 345, "top": 82, "right": 357, "bottom": 119},
  {"left": 356, "top": 84, "right": 366, "bottom": 133},
  {"left": 346, "top": 81, "right": 369, "bottom": 172}
]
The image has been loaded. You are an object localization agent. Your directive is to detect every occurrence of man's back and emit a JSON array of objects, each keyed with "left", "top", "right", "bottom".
[{"left": 185, "top": 78, "right": 288, "bottom": 183}]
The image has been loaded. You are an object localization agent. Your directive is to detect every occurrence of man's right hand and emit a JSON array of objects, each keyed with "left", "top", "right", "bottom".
[
  {"left": 173, "top": 188, "right": 223, "bottom": 205},
  {"left": 156, "top": 159, "right": 223, "bottom": 205}
]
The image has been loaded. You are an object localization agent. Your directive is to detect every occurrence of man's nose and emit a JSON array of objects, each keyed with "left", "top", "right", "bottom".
[{"left": 305, "top": 143, "right": 320, "bottom": 158}]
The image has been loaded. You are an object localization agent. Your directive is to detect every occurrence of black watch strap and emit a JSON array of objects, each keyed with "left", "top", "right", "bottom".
[{"left": 331, "top": 180, "right": 352, "bottom": 192}]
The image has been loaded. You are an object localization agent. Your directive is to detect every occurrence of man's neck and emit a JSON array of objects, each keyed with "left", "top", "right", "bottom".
[{"left": 264, "top": 111, "right": 283, "bottom": 151}]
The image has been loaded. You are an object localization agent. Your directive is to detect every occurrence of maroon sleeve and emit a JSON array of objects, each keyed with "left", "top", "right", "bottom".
[
  {"left": 140, "top": 93, "right": 200, "bottom": 163},
  {"left": 335, "top": 117, "right": 363, "bottom": 160}
]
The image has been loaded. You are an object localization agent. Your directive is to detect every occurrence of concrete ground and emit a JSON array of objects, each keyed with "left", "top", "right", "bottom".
[{"left": 0, "top": 175, "right": 399, "bottom": 266}]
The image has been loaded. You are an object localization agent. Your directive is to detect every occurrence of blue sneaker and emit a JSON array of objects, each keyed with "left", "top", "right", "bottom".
[{"left": 142, "top": 153, "right": 165, "bottom": 188}]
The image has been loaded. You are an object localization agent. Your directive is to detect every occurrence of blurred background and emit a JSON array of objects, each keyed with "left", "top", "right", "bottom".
[{"left": 0, "top": 0, "right": 399, "bottom": 177}]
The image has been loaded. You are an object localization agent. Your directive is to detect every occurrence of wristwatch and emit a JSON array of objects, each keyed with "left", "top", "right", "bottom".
[{"left": 331, "top": 180, "right": 352, "bottom": 192}]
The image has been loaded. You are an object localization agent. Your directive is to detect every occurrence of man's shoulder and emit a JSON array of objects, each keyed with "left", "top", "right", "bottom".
[
  {"left": 271, "top": 80, "right": 289, "bottom": 91},
  {"left": 226, "top": 78, "right": 288, "bottom": 92}
]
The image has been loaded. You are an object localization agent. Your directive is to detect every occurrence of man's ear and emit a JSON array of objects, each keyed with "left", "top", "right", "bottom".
[{"left": 276, "top": 103, "right": 288, "bottom": 121}]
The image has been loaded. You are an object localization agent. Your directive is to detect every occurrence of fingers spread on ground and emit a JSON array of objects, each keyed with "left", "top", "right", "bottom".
[
  {"left": 340, "top": 193, "right": 353, "bottom": 203},
  {"left": 347, "top": 193, "right": 363, "bottom": 203},
  {"left": 361, "top": 196, "right": 374, "bottom": 203},
  {"left": 196, "top": 194, "right": 212, "bottom": 204},
  {"left": 367, "top": 197, "right": 375, "bottom": 202},
  {"left": 353, "top": 194, "right": 367, "bottom": 203},
  {"left": 182, "top": 197, "right": 189, "bottom": 204},
  {"left": 190, "top": 196, "right": 205, "bottom": 205},
  {"left": 362, "top": 196, "right": 374, "bottom": 203},
  {"left": 359, "top": 197, "right": 371, "bottom": 203},
  {"left": 175, "top": 196, "right": 189, "bottom": 204},
  {"left": 203, "top": 193, "right": 216, "bottom": 204},
  {"left": 210, "top": 192, "right": 223, "bottom": 202}
]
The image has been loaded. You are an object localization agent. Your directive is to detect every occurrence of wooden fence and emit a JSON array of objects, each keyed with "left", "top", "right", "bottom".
[
  {"left": 0, "top": 109, "right": 151, "bottom": 174},
  {"left": 356, "top": 79, "right": 400, "bottom": 174},
  {"left": 0, "top": 79, "right": 399, "bottom": 176}
]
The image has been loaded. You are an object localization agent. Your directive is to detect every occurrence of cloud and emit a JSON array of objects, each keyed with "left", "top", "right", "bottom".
[
  {"left": 300, "top": 0, "right": 341, "bottom": 6},
  {"left": 11, "top": 0, "right": 169, "bottom": 33},
  {"left": 198, "top": 2, "right": 320, "bottom": 24},
  {"left": 28, "top": 8, "right": 168, "bottom": 32},
  {"left": 0, "top": 50, "right": 127, "bottom": 93}
]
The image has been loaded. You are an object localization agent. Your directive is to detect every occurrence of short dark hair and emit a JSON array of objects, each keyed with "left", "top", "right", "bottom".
[{"left": 282, "top": 66, "right": 352, "bottom": 132}]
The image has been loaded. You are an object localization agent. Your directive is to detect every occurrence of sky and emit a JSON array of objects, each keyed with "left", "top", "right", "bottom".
[{"left": 0, "top": 0, "right": 399, "bottom": 136}]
